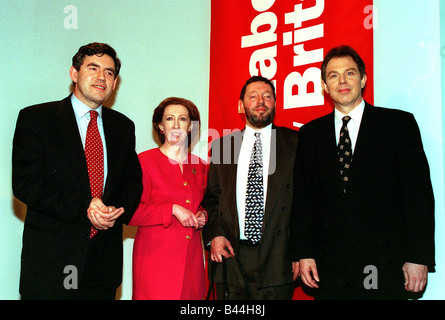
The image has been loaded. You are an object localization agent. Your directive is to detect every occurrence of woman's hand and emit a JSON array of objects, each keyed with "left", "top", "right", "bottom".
[{"left": 172, "top": 204, "right": 199, "bottom": 229}]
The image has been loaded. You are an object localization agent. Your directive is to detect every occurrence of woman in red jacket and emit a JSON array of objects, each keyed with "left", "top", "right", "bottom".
[{"left": 129, "top": 97, "right": 207, "bottom": 300}]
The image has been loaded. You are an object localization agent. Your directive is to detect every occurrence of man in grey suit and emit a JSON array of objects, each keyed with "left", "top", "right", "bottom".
[
  {"left": 290, "top": 45, "right": 435, "bottom": 299},
  {"left": 203, "top": 76, "right": 299, "bottom": 299}
]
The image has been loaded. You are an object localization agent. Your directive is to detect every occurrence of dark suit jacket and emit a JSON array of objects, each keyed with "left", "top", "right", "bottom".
[
  {"left": 12, "top": 95, "right": 143, "bottom": 299},
  {"left": 290, "top": 102, "right": 435, "bottom": 298},
  {"left": 202, "top": 125, "right": 298, "bottom": 289}
]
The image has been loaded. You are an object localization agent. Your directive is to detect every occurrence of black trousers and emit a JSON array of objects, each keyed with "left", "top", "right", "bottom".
[{"left": 72, "top": 234, "right": 119, "bottom": 300}]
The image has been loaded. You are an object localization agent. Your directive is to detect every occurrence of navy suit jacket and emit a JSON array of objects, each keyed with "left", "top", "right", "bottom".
[
  {"left": 290, "top": 102, "right": 435, "bottom": 298},
  {"left": 12, "top": 95, "right": 142, "bottom": 299}
]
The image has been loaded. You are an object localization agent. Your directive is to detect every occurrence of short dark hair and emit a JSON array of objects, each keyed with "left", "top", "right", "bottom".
[
  {"left": 72, "top": 42, "right": 121, "bottom": 77},
  {"left": 152, "top": 97, "right": 201, "bottom": 145},
  {"left": 240, "top": 76, "right": 276, "bottom": 100},
  {"left": 321, "top": 45, "right": 366, "bottom": 82}
]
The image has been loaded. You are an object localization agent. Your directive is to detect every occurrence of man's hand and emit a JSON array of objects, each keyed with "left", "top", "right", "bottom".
[
  {"left": 87, "top": 197, "right": 124, "bottom": 230},
  {"left": 402, "top": 262, "right": 428, "bottom": 292},
  {"left": 299, "top": 258, "right": 320, "bottom": 289},
  {"left": 292, "top": 261, "right": 300, "bottom": 281},
  {"left": 210, "top": 236, "right": 235, "bottom": 262}
]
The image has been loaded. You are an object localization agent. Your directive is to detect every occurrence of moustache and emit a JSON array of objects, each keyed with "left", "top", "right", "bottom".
[{"left": 254, "top": 104, "right": 269, "bottom": 111}]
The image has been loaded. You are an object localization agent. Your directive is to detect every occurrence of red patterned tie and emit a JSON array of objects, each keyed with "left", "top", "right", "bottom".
[{"left": 85, "top": 110, "right": 104, "bottom": 239}]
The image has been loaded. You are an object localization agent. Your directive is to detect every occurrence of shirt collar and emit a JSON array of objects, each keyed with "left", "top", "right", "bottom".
[
  {"left": 71, "top": 94, "right": 103, "bottom": 119},
  {"left": 334, "top": 99, "right": 365, "bottom": 124},
  {"left": 245, "top": 123, "right": 272, "bottom": 140}
]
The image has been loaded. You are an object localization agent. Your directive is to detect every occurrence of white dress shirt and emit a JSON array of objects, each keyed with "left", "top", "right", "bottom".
[
  {"left": 71, "top": 94, "right": 108, "bottom": 188},
  {"left": 334, "top": 99, "right": 365, "bottom": 154},
  {"left": 236, "top": 124, "right": 272, "bottom": 240}
]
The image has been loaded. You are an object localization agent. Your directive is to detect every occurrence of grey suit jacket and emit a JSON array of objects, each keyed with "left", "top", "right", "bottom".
[{"left": 202, "top": 124, "right": 298, "bottom": 289}]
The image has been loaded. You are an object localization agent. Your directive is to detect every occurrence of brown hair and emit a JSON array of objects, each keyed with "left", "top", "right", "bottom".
[
  {"left": 321, "top": 45, "right": 366, "bottom": 82},
  {"left": 239, "top": 75, "right": 276, "bottom": 100},
  {"left": 72, "top": 42, "right": 121, "bottom": 77},
  {"left": 152, "top": 97, "right": 201, "bottom": 145}
]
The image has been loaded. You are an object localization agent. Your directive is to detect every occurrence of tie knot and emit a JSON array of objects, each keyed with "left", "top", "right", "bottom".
[
  {"left": 90, "top": 110, "right": 99, "bottom": 121},
  {"left": 342, "top": 116, "right": 351, "bottom": 125},
  {"left": 254, "top": 132, "right": 260, "bottom": 138}
]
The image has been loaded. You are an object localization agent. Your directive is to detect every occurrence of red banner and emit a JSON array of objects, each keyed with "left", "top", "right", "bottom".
[
  {"left": 209, "top": 0, "right": 374, "bottom": 135},
  {"left": 208, "top": 0, "right": 374, "bottom": 300}
]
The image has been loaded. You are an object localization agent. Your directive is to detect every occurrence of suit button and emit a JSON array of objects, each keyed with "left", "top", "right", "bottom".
[
  {"left": 186, "top": 235, "right": 191, "bottom": 240},
  {"left": 185, "top": 199, "right": 191, "bottom": 204},
  {"left": 183, "top": 181, "right": 188, "bottom": 186}
]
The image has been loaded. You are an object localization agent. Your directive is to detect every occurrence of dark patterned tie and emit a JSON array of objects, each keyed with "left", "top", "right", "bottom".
[
  {"left": 338, "top": 116, "right": 352, "bottom": 192},
  {"left": 244, "top": 132, "right": 264, "bottom": 244},
  {"left": 85, "top": 110, "right": 104, "bottom": 239}
]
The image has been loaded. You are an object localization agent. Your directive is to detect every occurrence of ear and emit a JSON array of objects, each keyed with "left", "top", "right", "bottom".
[
  {"left": 69, "top": 66, "right": 78, "bottom": 84},
  {"left": 159, "top": 123, "right": 164, "bottom": 133},
  {"left": 321, "top": 80, "right": 329, "bottom": 95},
  {"left": 188, "top": 121, "right": 193, "bottom": 133},
  {"left": 111, "top": 76, "right": 118, "bottom": 91},
  {"left": 238, "top": 100, "right": 245, "bottom": 114},
  {"left": 360, "top": 73, "right": 368, "bottom": 89}
]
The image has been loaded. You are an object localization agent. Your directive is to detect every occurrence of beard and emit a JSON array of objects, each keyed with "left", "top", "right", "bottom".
[{"left": 245, "top": 105, "right": 275, "bottom": 129}]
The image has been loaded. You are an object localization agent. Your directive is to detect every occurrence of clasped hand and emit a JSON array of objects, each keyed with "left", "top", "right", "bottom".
[
  {"left": 87, "top": 197, "right": 124, "bottom": 230},
  {"left": 172, "top": 204, "right": 206, "bottom": 230}
]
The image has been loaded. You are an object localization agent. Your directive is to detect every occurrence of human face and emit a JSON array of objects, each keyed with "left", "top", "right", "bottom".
[
  {"left": 322, "top": 56, "right": 367, "bottom": 113},
  {"left": 159, "top": 104, "right": 191, "bottom": 147},
  {"left": 69, "top": 54, "right": 117, "bottom": 109},
  {"left": 239, "top": 81, "right": 276, "bottom": 129}
]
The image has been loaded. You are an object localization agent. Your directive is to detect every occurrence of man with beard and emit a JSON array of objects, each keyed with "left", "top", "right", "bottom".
[{"left": 202, "top": 76, "right": 299, "bottom": 299}]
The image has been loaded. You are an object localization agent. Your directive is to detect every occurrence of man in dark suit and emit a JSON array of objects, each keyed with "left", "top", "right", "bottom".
[
  {"left": 290, "top": 45, "right": 435, "bottom": 299},
  {"left": 12, "top": 43, "right": 142, "bottom": 300},
  {"left": 203, "top": 76, "right": 299, "bottom": 299}
]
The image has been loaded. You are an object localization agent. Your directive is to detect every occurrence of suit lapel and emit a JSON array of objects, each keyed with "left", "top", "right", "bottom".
[
  {"left": 54, "top": 96, "right": 90, "bottom": 191},
  {"left": 102, "top": 107, "right": 118, "bottom": 200},
  {"left": 262, "top": 126, "right": 293, "bottom": 230},
  {"left": 221, "top": 130, "right": 242, "bottom": 219},
  {"left": 322, "top": 112, "right": 338, "bottom": 159},
  {"left": 349, "top": 103, "right": 377, "bottom": 180},
  {"left": 318, "top": 112, "right": 342, "bottom": 183},
  {"left": 263, "top": 126, "right": 284, "bottom": 216}
]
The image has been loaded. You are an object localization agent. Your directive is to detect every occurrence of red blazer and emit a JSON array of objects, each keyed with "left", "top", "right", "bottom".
[{"left": 129, "top": 148, "right": 207, "bottom": 299}]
